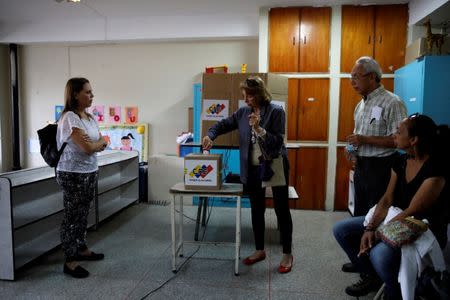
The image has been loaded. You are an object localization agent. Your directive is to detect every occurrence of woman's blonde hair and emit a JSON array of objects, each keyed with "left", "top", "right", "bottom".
[{"left": 239, "top": 76, "right": 271, "bottom": 106}]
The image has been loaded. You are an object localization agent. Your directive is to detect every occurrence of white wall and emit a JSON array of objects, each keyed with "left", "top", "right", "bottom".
[
  {"left": 18, "top": 39, "right": 258, "bottom": 168},
  {"left": 408, "top": 0, "right": 449, "bottom": 25}
]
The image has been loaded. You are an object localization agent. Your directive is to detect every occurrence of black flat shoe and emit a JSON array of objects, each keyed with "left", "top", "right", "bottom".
[
  {"left": 63, "top": 264, "right": 89, "bottom": 278},
  {"left": 76, "top": 251, "right": 105, "bottom": 261}
]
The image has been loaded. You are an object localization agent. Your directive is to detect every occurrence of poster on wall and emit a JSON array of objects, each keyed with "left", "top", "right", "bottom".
[
  {"left": 202, "top": 99, "right": 229, "bottom": 121},
  {"left": 108, "top": 106, "right": 121, "bottom": 124},
  {"left": 88, "top": 105, "right": 105, "bottom": 123},
  {"left": 55, "top": 105, "right": 64, "bottom": 121},
  {"left": 99, "top": 123, "right": 148, "bottom": 162},
  {"left": 124, "top": 106, "right": 138, "bottom": 124}
]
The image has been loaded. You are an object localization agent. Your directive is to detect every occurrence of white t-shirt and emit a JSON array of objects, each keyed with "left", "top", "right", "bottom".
[{"left": 56, "top": 111, "right": 100, "bottom": 173}]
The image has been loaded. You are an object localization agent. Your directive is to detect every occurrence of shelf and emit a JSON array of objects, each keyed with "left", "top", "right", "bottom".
[
  {"left": 97, "top": 150, "right": 139, "bottom": 167},
  {"left": 0, "top": 167, "right": 55, "bottom": 188},
  {"left": 98, "top": 180, "right": 138, "bottom": 222},
  {"left": 14, "top": 212, "right": 63, "bottom": 268},
  {"left": 0, "top": 150, "right": 139, "bottom": 280},
  {"left": 12, "top": 180, "right": 62, "bottom": 229},
  {"left": 98, "top": 172, "right": 138, "bottom": 194}
]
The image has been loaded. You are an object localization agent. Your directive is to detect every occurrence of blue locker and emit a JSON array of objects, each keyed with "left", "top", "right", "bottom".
[{"left": 394, "top": 56, "right": 450, "bottom": 126}]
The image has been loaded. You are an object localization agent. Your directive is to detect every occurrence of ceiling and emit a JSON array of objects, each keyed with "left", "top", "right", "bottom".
[{"left": 0, "top": 0, "right": 447, "bottom": 43}]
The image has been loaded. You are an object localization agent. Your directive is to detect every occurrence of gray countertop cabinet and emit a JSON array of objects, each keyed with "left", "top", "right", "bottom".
[{"left": 0, "top": 150, "right": 139, "bottom": 280}]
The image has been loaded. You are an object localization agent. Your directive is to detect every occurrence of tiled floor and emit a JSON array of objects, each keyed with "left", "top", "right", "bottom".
[{"left": 0, "top": 203, "right": 448, "bottom": 300}]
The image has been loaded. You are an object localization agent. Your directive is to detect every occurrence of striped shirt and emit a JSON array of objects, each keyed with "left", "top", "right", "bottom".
[{"left": 353, "top": 85, "right": 407, "bottom": 157}]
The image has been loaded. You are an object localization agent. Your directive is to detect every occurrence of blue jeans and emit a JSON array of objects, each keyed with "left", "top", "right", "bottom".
[{"left": 333, "top": 217, "right": 402, "bottom": 299}]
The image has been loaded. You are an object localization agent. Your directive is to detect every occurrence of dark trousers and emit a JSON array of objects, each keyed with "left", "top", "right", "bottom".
[
  {"left": 353, "top": 154, "right": 396, "bottom": 216},
  {"left": 56, "top": 170, "right": 98, "bottom": 262},
  {"left": 245, "top": 156, "right": 293, "bottom": 254}
]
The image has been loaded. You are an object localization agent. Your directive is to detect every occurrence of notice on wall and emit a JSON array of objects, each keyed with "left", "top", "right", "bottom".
[
  {"left": 88, "top": 105, "right": 105, "bottom": 123},
  {"left": 29, "top": 138, "right": 40, "bottom": 153},
  {"left": 202, "top": 99, "right": 229, "bottom": 121},
  {"left": 108, "top": 106, "right": 121, "bottom": 124},
  {"left": 124, "top": 106, "right": 138, "bottom": 124},
  {"left": 99, "top": 123, "right": 148, "bottom": 162},
  {"left": 55, "top": 105, "right": 64, "bottom": 121}
]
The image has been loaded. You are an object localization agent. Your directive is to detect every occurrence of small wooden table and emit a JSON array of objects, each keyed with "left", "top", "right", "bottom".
[{"left": 169, "top": 182, "right": 243, "bottom": 275}]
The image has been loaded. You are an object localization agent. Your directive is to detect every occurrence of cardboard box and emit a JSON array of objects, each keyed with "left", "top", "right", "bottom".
[
  {"left": 405, "top": 37, "right": 450, "bottom": 65},
  {"left": 201, "top": 73, "right": 288, "bottom": 147},
  {"left": 201, "top": 73, "right": 232, "bottom": 146},
  {"left": 184, "top": 153, "right": 222, "bottom": 190}
]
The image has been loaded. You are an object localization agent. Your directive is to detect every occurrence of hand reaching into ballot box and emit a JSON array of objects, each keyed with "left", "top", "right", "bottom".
[{"left": 202, "top": 136, "right": 213, "bottom": 151}]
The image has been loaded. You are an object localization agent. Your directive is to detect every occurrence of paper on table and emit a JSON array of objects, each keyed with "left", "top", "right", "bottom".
[{"left": 29, "top": 138, "right": 40, "bottom": 153}]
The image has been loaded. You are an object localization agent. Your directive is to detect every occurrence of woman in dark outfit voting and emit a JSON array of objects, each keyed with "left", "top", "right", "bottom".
[{"left": 202, "top": 76, "right": 294, "bottom": 273}]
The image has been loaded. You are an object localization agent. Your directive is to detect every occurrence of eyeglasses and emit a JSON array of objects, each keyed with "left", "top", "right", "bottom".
[{"left": 349, "top": 73, "right": 371, "bottom": 81}]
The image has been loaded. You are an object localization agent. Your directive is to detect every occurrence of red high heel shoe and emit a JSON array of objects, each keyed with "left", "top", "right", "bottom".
[
  {"left": 242, "top": 253, "right": 266, "bottom": 266},
  {"left": 278, "top": 256, "right": 293, "bottom": 273}
]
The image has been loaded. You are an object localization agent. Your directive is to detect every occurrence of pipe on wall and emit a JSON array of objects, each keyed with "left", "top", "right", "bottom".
[{"left": 10, "top": 44, "right": 21, "bottom": 171}]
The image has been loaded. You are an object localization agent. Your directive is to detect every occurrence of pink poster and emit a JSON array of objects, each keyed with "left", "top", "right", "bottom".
[
  {"left": 125, "top": 106, "right": 138, "bottom": 124},
  {"left": 89, "top": 105, "right": 105, "bottom": 123},
  {"left": 108, "top": 106, "right": 121, "bottom": 124}
]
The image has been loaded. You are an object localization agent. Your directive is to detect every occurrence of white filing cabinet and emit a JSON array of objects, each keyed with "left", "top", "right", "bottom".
[{"left": 0, "top": 150, "right": 139, "bottom": 280}]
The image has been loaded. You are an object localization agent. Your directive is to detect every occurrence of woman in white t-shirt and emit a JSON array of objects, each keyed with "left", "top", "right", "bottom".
[{"left": 56, "top": 77, "right": 108, "bottom": 278}]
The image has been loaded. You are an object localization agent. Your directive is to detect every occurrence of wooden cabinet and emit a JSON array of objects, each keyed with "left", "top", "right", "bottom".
[
  {"left": 341, "top": 5, "right": 407, "bottom": 73},
  {"left": 334, "top": 147, "right": 353, "bottom": 211},
  {"left": 269, "top": 7, "right": 331, "bottom": 73},
  {"left": 288, "top": 147, "right": 327, "bottom": 210},
  {"left": 269, "top": 8, "right": 299, "bottom": 72},
  {"left": 288, "top": 78, "right": 329, "bottom": 141},
  {"left": 0, "top": 151, "right": 139, "bottom": 280},
  {"left": 337, "top": 78, "right": 393, "bottom": 142}
]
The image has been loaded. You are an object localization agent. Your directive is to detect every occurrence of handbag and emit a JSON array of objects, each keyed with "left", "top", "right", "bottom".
[
  {"left": 261, "top": 156, "right": 286, "bottom": 187},
  {"left": 376, "top": 216, "right": 428, "bottom": 248},
  {"left": 255, "top": 135, "right": 286, "bottom": 187}
]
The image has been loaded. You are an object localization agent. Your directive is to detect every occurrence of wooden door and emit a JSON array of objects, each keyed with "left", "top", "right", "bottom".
[
  {"left": 374, "top": 5, "right": 407, "bottom": 73},
  {"left": 341, "top": 6, "right": 375, "bottom": 73},
  {"left": 287, "top": 78, "right": 299, "bottom": 140},
  {"left": 294, "top": 147, "right": 327, "bottom": 210},
  {"left": 269, "top": 8, "right": 300, "bottom": 72},
  {"left": 299, "top": 7, "right": 331, "bottom": 72},
  {"left": 381, "top": 78, "right": 394, "bottom": 92},
  {"left": 338, "top": 78, "right": 361, "bottom": 141},
  {"left": 298, "top": 79, "right": 329, "bottom": 141},
  {"left": 334, "top": 146, "right": 354, "bottom": 210},
  {"left": 337, "top": 78, "right": 395, "bottom": 142}
]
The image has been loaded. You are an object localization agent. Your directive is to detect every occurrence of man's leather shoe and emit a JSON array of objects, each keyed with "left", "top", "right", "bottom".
[
  {"left": 342, "top": 262, "right": 358, "bottom": 273},
  {"left": 345, "top": 274, "right": 382, "bottom": 297},
  {"left": 76, "top": 251, "right": 104, "bottom": 261},
  {"left": 63, "top": 264, "right": 89, "bottom": 278},
  {"left": 242, "top": 253, "right": 266, "bottom": 266}
]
